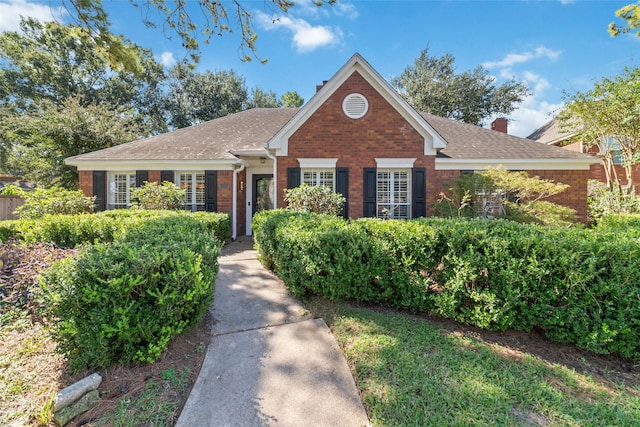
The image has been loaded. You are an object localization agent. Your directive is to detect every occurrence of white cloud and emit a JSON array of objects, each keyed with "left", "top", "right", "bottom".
[
  {"left": 159, "top": 51, "right": 176, "bottom": 67},
  {"left": 334, "top": 2, "right": 359, "bottom": 20},
  {"left": 559, "top": 0, "right": 576, "bottom": 5},
  {"left": 0, "top": 0, "right": 64, "bottom": 32},
  {"left": 483, "top": 46, "right": 561, "bottom": 69},
  {"left": 507, "top": 99, "right": 564, "bottom": 138},
  {"left": 258, "top": 13, "right": 342, "bottom": 53}
]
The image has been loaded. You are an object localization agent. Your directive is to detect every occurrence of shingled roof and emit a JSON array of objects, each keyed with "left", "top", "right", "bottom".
[
  {"left": 526, "top": 118, "right": 577, "bottom": 146},
  {"left": 424, "top": 113, "right": 592, "bottom": 160},
  {"left": 66, "top": 108, "right": 298, "bottom": 162},
  {"left": 67, "top": 107, "right": 596, "bottom": 163}
]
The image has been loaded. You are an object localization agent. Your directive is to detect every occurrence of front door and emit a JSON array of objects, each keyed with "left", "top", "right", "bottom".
[{"left": 252, "top": 174, "right": 274, "bottom": 216}]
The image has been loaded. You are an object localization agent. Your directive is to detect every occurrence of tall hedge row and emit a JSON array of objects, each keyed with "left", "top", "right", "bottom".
[
  {"left": 252, "top": 210, "right": 640, "bottom": 359},
  {"left": 0, "top": 209, "right": 230, "bottom": 247},
  {"left": 41, "top": 215, "right": 222, "bottom": 370}
]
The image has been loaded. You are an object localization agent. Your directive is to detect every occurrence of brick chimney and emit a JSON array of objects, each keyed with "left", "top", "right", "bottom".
[
  {"left": 316, "top": 80, "right": 329, "bottom": 93},
  {"left": 491, "top": 118, "right": 508, "bottom": 134}
]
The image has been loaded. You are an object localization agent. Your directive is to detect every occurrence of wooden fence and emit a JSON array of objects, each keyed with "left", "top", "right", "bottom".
[{"left": 0, "top": 195, "right": 24, "bottom": 220}]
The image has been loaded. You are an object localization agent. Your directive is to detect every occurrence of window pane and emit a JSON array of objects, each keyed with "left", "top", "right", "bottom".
[
  {"left": 302, "top": 169, "right": 334, "bottom": 190},
  {"left": 377, "top": 169, "right": 410, "bottom": 219}
]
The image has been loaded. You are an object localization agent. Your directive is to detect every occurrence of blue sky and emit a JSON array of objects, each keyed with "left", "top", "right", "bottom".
[{"left": 1, "top": 0, "right": 638, "bottom": 137}]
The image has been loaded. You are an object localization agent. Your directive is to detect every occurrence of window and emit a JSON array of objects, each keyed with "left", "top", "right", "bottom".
[
  {"left": 377, "top": 169, "right": 411, "bottom": 219},
  {"left": 177, "top": 172, "right": 205, "bottom": 211},
  {"left": 601, "top": 136, "right": 623, "bottom": 165},
  {"left": 108, "top": 172, "right": 136, "bottom": 209},
  {"left": 302, "top": 169, "right": 335, "bottom": 190}
]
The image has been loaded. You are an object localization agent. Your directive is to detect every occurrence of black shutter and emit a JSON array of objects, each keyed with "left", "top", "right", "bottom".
[
  {"left": 287, "top": 167, "right": 301, "bottom": 189},
  {"left": 92, "top": 171, "right": 106, "bottom": 212},
  {"left": 363, "top": 167, "right": 377, "bottom": 218},
  {"left": 161, "top": 170, "right": 174, "bottom": 183},
  {"left": 135, "top": 170, "right": 148, "bottom": 187},
  {"left": 205, "top": 170, "right": 217, "bottom": 212},
  {"left": 412, "top": 167, "right": 427, "bottom": 218},
  {"left": 336, "top": 167, "right": 349, "bottom": 219}
]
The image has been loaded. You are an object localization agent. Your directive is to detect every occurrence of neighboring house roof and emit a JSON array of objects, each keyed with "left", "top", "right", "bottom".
[{"left": 527, "top": 118, "right": 578, "bottom": 146}]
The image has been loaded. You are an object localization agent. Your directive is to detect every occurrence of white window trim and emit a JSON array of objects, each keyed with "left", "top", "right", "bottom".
[
  {"left": 108, "top": 172, "right": 136, "bottom": 209},
  {"left": 375, "top": 158, "right": 416, "bottom": 169},
  {"left": 376, "top": 168, "right": 412, "bottom": 220},
  {"left": 177, "top": 171, "right": 205, "bottom": 212},
  {"left": 302, "top": 169, "right": 335, "bottom": 191},
  {"left": 297, "top": 158, "right": 338, "bottom": 168}
]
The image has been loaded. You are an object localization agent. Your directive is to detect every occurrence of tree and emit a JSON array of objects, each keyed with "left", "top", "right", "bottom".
[
  {"left": 392, "top": 46, "right": 530, "bottom": 125},
  {"left": 0, "top": 18, "right": 167, "bottom": 134},
  {"left": 609, "top": 2, "right": 640, "bottom": 37},
  {"left": 165, "top": 65, "right": 248, "bottom": 129},
  {"left": 560, "top": 67, "right": 640, "bottom": 188},
  {"left": 0, "top": 96, "right": 142, "bottom": 188},
  {"left": 280, "top": 91, "right": 304, "bottom": 107},
  {"left": 245, "top": 88, "right": 281, "bottom": 109},
  {"left": 433, "top": 168, "right": 575, "bottom": 227},
  {"left": 63, "top": 0, "right": 335, "bottom": 70}
]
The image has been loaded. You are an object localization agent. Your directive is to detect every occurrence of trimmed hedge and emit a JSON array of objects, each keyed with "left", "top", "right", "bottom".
[
  {"left": 0, "top": 209, "right": 230, "bottom": 247},
  {"left": 253, "top": 210, "right": 640, "bottom": 359},
  {"left": 41, "top": 215, "right": 221, "bottom": 370}
]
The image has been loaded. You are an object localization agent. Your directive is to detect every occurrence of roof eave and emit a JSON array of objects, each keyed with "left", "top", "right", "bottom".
[{"left": 435, "top": 157, "right": 600, "bottom": 171}]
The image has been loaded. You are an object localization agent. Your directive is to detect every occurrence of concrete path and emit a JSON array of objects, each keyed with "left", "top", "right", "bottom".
[{"left": 176, "top": 237, "right": 370, "bottom": 427}]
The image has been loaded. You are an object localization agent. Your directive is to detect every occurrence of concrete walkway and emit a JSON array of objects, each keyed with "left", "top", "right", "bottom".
[{"left": 176, "top": 237, "right": 370, "bottom": 427}]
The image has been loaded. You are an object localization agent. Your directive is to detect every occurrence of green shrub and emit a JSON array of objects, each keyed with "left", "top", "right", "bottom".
[
  {"left": 2, "top": 210, "right": 230, "bottom": 247},
  {"left": 14, "top": 187, "right": 95, "bottom": 219},
  {"left": 588, "top": 180, "right": 640, "bottom": 224},
  {"left": 130, "top": 181, "right": 185, "bottom": 210},
  {"left": 253, "top": 212, "right": 640, "bottom": 359},
  {"left": 284, "top": 183, "right": 346, "bottom": 216},
  {"left": 41, "top": 215, "right": 221, "bottom": 370}
]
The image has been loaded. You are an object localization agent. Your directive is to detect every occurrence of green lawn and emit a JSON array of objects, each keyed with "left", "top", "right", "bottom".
[{"left": 309, "top": 299, "right": 640, "bottom": 427}]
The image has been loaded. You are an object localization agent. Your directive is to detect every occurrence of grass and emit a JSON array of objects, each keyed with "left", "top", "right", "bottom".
[{"left": 309, "top": 298, "right": 640, "bottom": 427}]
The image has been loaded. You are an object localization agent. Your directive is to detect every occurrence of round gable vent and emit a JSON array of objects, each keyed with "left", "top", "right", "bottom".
[{"left": 342, "top": 93, "right": 368, "bottom": 119}]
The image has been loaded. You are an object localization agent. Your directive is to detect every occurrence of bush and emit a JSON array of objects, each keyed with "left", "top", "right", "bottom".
[
  {"left": 41, "top": 215, "right": 221, "bottom": 370},
  {"left": 253, "top": 212, "right": 640, "bottom": 359},
  {"left": 130, "top": 181, "right": 185, "bottom": 210},
  {"left": 1, "top": 210, "right": 230, "bottom": 247},
  {"left": 14, "top": 187, "right": 94, "bottom": 219},
  {"left": 433, "top": 168, "right": 576, "bottom": 226},
  {"left": 284, "top": 184, "right": 346, "bottom": 216},
  {"left": 587, "top": 180, "right": 640, "bottom": 224}
]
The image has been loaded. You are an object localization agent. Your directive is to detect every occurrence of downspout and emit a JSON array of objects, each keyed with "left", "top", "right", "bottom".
[
  {"left": 264, "top": 148, "right": 278, "bottom": 208},
  {"left": 232, "top": 161, "right": 247, "bottom": 240}
]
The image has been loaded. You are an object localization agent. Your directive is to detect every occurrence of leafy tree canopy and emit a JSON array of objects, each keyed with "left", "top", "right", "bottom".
[
  {"left": 245, "top": 88, "right": 281, "bottom": 109},
  {"left": 0, "top": 96, "right": 142, "bottom": 188},
  {"left": 0, "top": 18, "right": 167, "bottom": 134},
  {"left": 165, "top": 64, "right": 248, "bottom": 129},
  {"left": 392, "top": 46, "right": 530, "bottom": 125},
  {"left": 609, "top": 2, "right": 640, "bottom": 36},
  {"left": 560, "top": 67, "right": 640, "bottom": 188},
  {"left": 280, "top": 90, "right": 304, "bottom": 107},
  {"left": 64, "top": 0, "right": 335, "bottom": 71}
]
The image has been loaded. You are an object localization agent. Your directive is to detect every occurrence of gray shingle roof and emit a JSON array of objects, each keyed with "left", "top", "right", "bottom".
[
  {"left": 67, "top": 108, "right": 299, "bottom": 162},
  {"left": 526, "top": 118, "right": 577, "bottom": 145},
  {"left": 67, "top": 107, "right": 596, "bottom": 163},
  {"left": 423, "top": 113, "right": 592, "bottom": 160}
]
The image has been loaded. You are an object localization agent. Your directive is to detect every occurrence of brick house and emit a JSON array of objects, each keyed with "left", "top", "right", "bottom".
[
  {"left": 66, "top": 54, "right": 599, "bottom": 238},
  {"left": 528, "top": 118, "right": 640, "bottom": 191}
]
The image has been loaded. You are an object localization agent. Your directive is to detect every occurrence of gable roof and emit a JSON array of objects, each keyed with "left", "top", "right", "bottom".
[
  {"left": 66, "top": 108, "right": 297, "bottom": 169},
  {"left": 266, "top": 53, "right": 447, "bottom": 156},
  {"left": 527, "top": 118, "right": 577, "bottom": 145}
]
